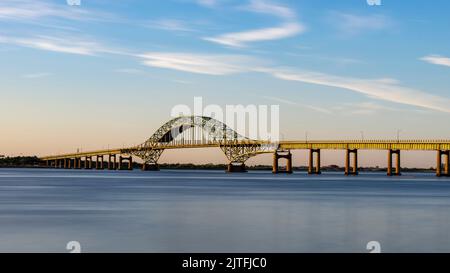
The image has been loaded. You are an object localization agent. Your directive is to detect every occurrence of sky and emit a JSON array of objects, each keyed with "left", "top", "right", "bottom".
[{"left": 1, "top": 0, "right": 450, "bottom": 167}]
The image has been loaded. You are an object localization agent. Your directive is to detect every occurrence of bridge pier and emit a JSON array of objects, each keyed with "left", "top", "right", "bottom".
[
  {"left": 272, "top": 150, "right": 293, "bottom": 174},
  {"left": 437, "top": 150, "right": 450, "bottom": 177},
  {"left": 84, "top": 156, "right": 93, "bottom": 169},
  {"left": 74, "top": 158, "right": 80, "bottom": 169},
  {"left": 387, "top": 149, "right": 401, "bottom": 176},
  {"left": 119, "top": 156, "right": 133, "bottom": 170},
  {"left": 142, "top": 163, "right": 160, "bottom": 171},
  {"left": 308, "top": 149, "right": 321, "bottom": 175},
  {"left": 227, "top": 163, "right": 247, "bottom": 173},
  {"left": 108, "top": 154, "right": 117, "bottom": 170},
  {"left": 345, "top": 149, "right": 358, "bottom": 175},
  {"left": 96, "top": 155, "right": 104, "bottom": 170}
]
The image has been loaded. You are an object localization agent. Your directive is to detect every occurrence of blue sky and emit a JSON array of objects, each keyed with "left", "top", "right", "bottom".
[{"left": 1, "top": 0, "right": 450, "bottom": 166}]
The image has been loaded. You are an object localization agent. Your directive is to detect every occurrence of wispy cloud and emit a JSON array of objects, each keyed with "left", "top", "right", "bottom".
[
  {"left": 241, "top": 0, "right": 296, "bottom": 20},
  {"left": 204, "top": 0, "right": 304, "bottom": 47},
  {"left": 420, "top": 55, "right": 450, "bottom": 68},
  {"left": 147, "top": 19, "right": 194, "bottom": 32},
  {"left": 134, "top": 49, "right": 450, "bottom": 113},
  {"left": 334, "top": 102, "right": 404, "bottom": 115},
  {"left": 0, "top": 35, "right": 99, "bottom": 55},
  {"left": 265, "top": 97, "right": 408, "bottom": 115},
  {"left": 204, "top": 22, "right": 304, "bottom": 47},
  {"left": 261, "top": 68, "right": 450, "bottom": 113},
  {"left": 284, "top": 52, "right": 362, "bottom": 66},
  {"left": 22, "top": 72, "right": 52, "bottom": 79},
  {"left": 329, "top": 12, "right": 391, "bottom": 36},
  {"left": 0, "top": 0, "right": 93, "bottom": 21},
  {"left": 0, "top": 34, "right": 127, "bottom": 56},
  {"left": 263, "top": 95, "right": 332, "bottom": 114},
  {"left": 138, "top": 52, "right": 259, "bottom": 75}
]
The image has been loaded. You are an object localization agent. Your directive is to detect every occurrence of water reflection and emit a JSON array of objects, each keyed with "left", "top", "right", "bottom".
[{"left": 0, "top": 168, "right": 449, "bottom": 252}]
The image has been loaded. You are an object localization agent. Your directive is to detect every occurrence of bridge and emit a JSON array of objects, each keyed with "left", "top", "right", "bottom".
[{"left": 40, "top": 116, "right": 450, "bottom": 177}]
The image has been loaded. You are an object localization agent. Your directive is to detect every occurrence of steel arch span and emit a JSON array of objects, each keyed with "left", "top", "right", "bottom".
[
  {"left": 121, "top": 116, "right": 278, "bottom": 167},
  {"left": 40, "top": 115, "right": 450, "bottom": 175}
]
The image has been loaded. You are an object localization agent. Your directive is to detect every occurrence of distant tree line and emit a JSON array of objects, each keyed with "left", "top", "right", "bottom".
[
  {"left": 0, "top": 156, "right": 436, "bottom": 172},
  {"left": 0, "top": 156, "right": 42, "bottom": 167}
]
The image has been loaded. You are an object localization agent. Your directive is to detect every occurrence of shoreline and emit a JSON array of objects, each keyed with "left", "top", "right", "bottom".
[{"left": 0, "top": 164, "right": 437, "bottom": 173}]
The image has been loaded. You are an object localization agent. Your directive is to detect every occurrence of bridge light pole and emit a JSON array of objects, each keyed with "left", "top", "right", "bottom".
[{"left": 397, "top": 129, "right": 402, "bottom": 142}]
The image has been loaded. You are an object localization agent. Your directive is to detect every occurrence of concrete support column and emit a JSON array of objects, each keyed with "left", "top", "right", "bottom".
[
  {"left": 63, "top": 158, "right": 67, "bottom": 169},
  {"left": 108, "top": 155, "right": 112, "bottom": 170},
  {"left": 117, "top": 156, "right": 133, "bottom": 170},
  {"left": 272, "top": 153, "right": 279, "bottom": 173},
  {"left": 445, "top": 152, "right": 450, "bottom": 176},
  {"left": 387, "top": 149, "right": 401, "bottom": 176},
  {"left": 142, "top": 163, "right": 160, "bottom": 171},
  {"left": 345, "top": 149, "right": 358, "bottom": 175},
  {"left": 108, "top": 154, "right": 117, "bottom": 170},
  {"left": 67, "top": 158, "right": 72, "bottom": 169},
  {"left": 96, "top": 155, "right": 104, "bottom": 170},
  {"left": 308, "top": 149, "right": 321, "bottom": 175},
  {"left": 227, "top": 163, "right": 247, "bottom": 172},
  {"left": 286, "top": 153, "right": 293, "bottom": 173},
  {"left": 387, "top": 150, "right": 392, "bottom": 175},
  {"left": 119, "top": 156, "right": 123, "bottom": 170},
  {"left": 345, "top": 150, "right": 350, "bottom": 175},
  {"left": 437, "top": 150, "right": 450, "bottom": 177},
  {"left": 316, "top": 150, "right": 321, "bottom": 174},
  {"left": 128, "top": 156, "right": 133, "bottom": 170},
  {"left": 437, "top": 150, "right": 442, "bottom": 177},
  {"left": 85, "top": 156, "right": 92, "bottom": 169},
  {"left": 272, "top": 151, "right": 293, "bottom": 174}
]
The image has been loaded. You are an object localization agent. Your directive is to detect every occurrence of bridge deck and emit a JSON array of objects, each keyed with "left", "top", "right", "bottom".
[
  {"left": 40, "top": 140, "right": 450, "bottom": 161},
  {"left": 279, "top": 140, "right": 450, "bottom": 151}
]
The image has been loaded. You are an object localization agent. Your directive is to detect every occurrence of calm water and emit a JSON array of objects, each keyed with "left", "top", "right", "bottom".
[{"left": 0, "top": 168, "right": 450, "bottom": 252}]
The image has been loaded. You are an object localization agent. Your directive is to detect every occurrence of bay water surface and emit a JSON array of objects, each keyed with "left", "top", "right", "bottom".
[{"left": 0, "top": 168, "right": 450, "bottom": 252}]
